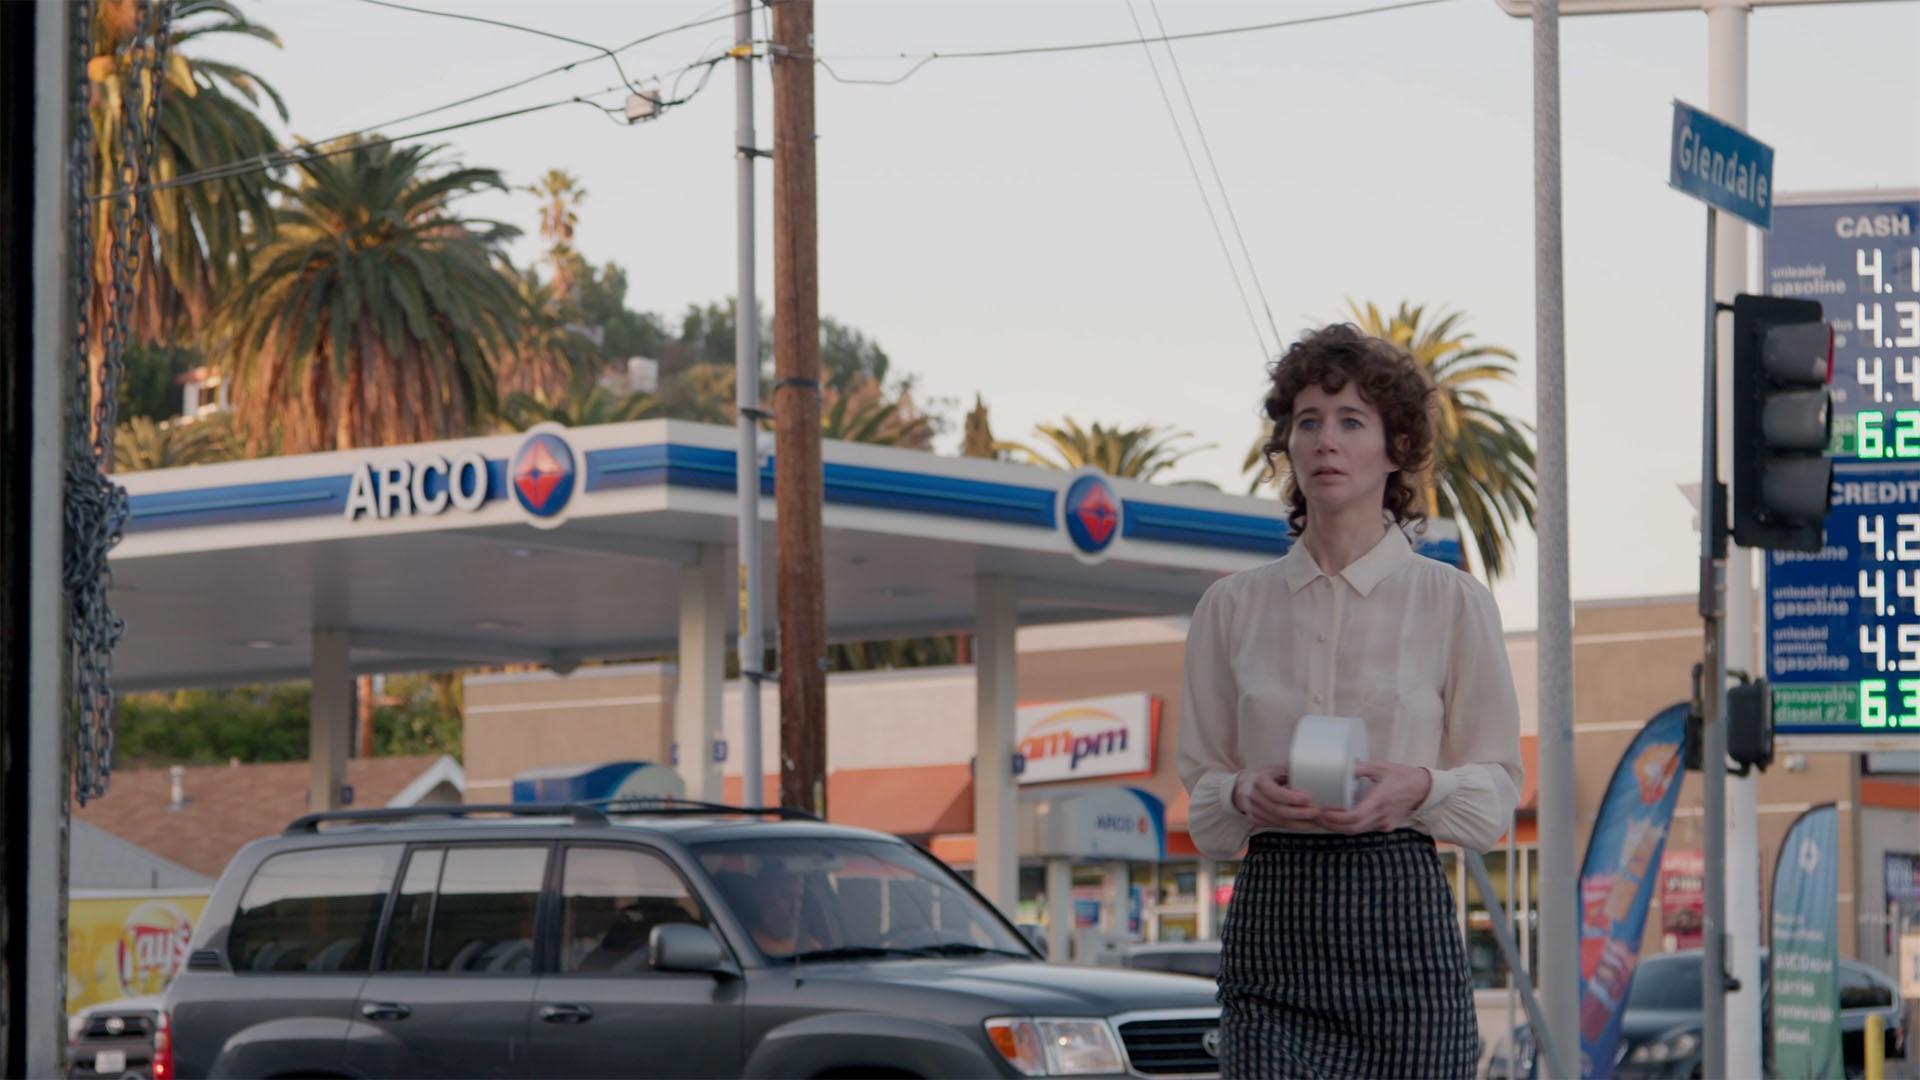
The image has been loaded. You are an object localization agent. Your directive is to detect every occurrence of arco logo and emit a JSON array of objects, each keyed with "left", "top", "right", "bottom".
[
  {"left": 1062, "top": 472, "right": 1120, "bottom": 559},
  {"left": 510, "top": 427, "right": 576, "bottom": 526}
]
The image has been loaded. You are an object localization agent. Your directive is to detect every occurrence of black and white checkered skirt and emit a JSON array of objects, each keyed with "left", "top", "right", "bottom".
[{"left": 1217, "top": 829, "right": 1478, "bottom": 1079}]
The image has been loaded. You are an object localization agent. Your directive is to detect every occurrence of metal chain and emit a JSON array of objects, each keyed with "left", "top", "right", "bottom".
[{"left": 65, "top": 0, "right": 173, "bottom": 805}]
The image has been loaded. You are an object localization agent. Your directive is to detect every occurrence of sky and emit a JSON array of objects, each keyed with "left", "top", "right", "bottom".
[{"left": 206, "top": 0, "right": 1920, "bottom": 631}]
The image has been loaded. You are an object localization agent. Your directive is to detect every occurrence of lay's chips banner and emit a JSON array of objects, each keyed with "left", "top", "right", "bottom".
[
  {"left": 1576, "top": 703, "right": 1690, "bottom": 1079},
  {"left": 68, "top": 893, "right": 210, "bottom": 1012}
]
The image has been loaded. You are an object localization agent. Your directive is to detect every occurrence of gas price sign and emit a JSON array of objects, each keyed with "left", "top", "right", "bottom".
[{"left": 1763, "top": 193, "right": 1920, "bottom": 739}]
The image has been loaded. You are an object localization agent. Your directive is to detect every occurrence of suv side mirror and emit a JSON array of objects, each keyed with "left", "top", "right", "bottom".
[{"left": 650, "top": 924, "right": 739, "bottom": 978}]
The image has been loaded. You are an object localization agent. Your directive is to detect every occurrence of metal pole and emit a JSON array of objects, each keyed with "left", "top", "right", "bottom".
[
  {"left": 1466, "top": 851, "right": 1572, "bottom": 1080},
  {"left": 1531, "top": 0, "right": 1582, "bottom": 1069},
  {"left": 25, "top": 3, "right": 76, "bottom": 1071},
  {"left": 732, "top": 0, "right": 766, "bottom": 808},
  {"left": 1700, "top": 204, "right": 1732, "bottom": 1079},
  {"left": 1705, "top": 6, "right": 1765, "bottom": 1072}
]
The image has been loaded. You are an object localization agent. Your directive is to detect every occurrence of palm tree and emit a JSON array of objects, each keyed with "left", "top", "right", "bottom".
[
  {"left": 499, "top": 274, "right": 598, "bottom": 405},
  {"left": 218, "top": 140, "right": 523, "bottom": 453},
  {"left": 87, "top": 0, "right": 284, "bottom": 435},
  {"left": 502, "top": 379, "right": 658, "bottom": 431},
  {"left": 820, "top": 375, "right": 936, "bottom": 449},
  {"left": 1001, "top": 418, "right": 1212, "bottom": 481},
  {"left": 1245, "top": 301, "right": 1537, "bottom": 578},
  {"left": 525, "top": 169, "right": 586, "bottom": 304},
  {"left": 113, "top": 413, "right": 241, "bottom": 471}
]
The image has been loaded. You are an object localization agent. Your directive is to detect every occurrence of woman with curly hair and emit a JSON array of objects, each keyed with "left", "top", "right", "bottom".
[{"left": 1176, "top": 324, "right": 1523, "bottom": 1078}]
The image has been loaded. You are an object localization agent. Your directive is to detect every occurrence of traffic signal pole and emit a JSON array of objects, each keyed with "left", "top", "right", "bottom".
[
  {"left": 1707, "top": 8, "right": 1767, "bottom": 1073},
  {"left": 1698, "top": 205, "right": 1734, "bottom": 1080}
]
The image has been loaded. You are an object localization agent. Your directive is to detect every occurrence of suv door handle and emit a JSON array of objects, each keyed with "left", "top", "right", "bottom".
[
  {"left": 539, "top": 1004, "right": 593, "bottom": 1024},
  {"left": 361, "top": 1002, "right": 413, "bottom": 1022}
]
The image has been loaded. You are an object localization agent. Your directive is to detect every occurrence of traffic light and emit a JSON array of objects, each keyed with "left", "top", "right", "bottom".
[
  {"left": 1730, "top": 294, "right": 1834, "bottom": 552},
  {"left": 1727, "top": 678, "right": 1773, "bottom": 773}
]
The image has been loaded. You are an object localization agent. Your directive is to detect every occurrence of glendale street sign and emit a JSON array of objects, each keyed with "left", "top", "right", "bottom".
[{"left": 1670, "top": 100, "right": 1775, "bottom": 229}]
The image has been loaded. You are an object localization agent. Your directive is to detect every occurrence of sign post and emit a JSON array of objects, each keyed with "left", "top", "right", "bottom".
[
  {"left": 1668, "top": 98, "right": 1777, "bottom": 1078},
  {"left": 1761, "top": 193, "right": 1920, "bottom": 749}
]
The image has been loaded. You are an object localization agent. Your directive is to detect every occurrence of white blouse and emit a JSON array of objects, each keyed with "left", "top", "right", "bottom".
[{"left": 1176, "top": 525, "right": 1524, "bottom": 857}]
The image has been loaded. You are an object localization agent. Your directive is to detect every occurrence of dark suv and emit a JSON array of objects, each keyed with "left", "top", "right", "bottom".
[{"left": 163, "top": 802, "right": 1221, "bottom": 1079}]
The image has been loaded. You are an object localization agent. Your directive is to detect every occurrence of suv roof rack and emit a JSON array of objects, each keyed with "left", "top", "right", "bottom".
[
  {"left": 284, "top": 802, "right": 608, "bottom": 835},
  {"left": 588, "top": 796, "right": 821, "bottom": 822}
]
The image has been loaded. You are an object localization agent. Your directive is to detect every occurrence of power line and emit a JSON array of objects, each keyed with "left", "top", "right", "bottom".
[
  {"left": 816, "top": 0, "right": 1455, "bottom": 84},
  {"left": 355, "top": 0, "right": 702, "bottom": 96},
  {"left": 1146, "top": 0, "right": 1284, "bottom": 353},
  {"left": 335, "top": 2, "right": 755, "bottom": 144},
  {"left": 1121, "top": 0, "right": 1272, "bottom": 363},
  {"left": 90, "top": 58, "right": 726, "bottom": 203}
]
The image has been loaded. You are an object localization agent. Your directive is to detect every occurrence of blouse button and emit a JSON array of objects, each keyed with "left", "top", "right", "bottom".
[
  {"left": 1316, "top": 633, "right": 1327, "bottom": 643},
  {"left": 1312, "top": 694, "right": 1324, "bottom": 704}
]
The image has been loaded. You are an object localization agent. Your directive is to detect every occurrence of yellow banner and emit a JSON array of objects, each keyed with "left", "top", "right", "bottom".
[{"left": 68, "top": 894, "right": 209, "bottom": 1013}]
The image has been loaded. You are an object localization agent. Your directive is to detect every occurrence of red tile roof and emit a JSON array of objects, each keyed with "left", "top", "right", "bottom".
[{"left": 74, "top": 756, "right": 449, "bottom": 879}]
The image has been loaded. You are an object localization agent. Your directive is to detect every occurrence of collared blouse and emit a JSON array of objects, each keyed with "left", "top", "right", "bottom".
[{"left": 1176, "top": 525, "right": 1524, "bottom": 857}]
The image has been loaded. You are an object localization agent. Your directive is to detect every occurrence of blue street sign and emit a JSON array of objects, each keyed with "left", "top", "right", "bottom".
[
  {"left": 1762, "top": 195, "right": 1920, "bottom": 739},
  {"left": 1669, "top": 100, "right": 1775, "bottom": 229}
]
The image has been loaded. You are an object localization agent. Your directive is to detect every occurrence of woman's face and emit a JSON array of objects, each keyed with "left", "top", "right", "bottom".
[{"left": 1287, "top": 381, "right": 1394, "bottom": 518}]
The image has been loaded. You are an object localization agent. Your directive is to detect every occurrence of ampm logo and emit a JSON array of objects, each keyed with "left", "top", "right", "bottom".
[
  {"left": 510, "top": 426, "right": 577, "bottom": 527},
  {"left": 1021, "top": 707, "right": 1130, "bottom": 774},
  {"left": 1015, "top": 693, "right": 1158, "bottom": 785},
  {"left": 1062, "top": 470, "right": 1120, "bottom": 561}
]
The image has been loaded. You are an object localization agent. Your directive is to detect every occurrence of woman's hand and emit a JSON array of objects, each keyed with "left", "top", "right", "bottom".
[
  {"left": 1315, "top": 760, "right": 1432, "bottom": 835},
  {"left": 1232, "top": 765, "right": 1320, "bottom": 829}
]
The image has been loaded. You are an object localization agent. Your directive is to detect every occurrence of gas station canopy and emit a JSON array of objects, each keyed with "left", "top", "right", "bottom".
[{"left": 108, "top": 419, "right": 1461, "bottom": 691}]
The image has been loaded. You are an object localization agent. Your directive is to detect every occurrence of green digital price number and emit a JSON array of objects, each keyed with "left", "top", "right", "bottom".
[
  {"left": 1859, "top": 678, "right": 1920, "bottom": 729},
  {"left": 1853, "top": 410, "right": 1920, "bottom": 460}
]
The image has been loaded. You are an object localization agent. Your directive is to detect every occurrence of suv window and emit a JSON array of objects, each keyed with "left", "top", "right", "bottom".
[
  {"left": 425, "top": 846, "right": 547, "bottom": 975},
  {"left": 228, "top": 845, "right": 401, "bottom": 973},
  {"left": 381, "top": 847, "right": 445, "bottom": 972},
  {"left": 558, "top": 846, "right": 708, "bottom": 974},
  {"left": 1839, "top": 963, "right": 1893, "bottom": 1010}
]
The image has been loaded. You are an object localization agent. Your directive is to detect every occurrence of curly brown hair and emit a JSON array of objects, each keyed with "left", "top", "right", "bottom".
[{"left": 1259, "top": 323, "right": 1436, "bottom": 536}]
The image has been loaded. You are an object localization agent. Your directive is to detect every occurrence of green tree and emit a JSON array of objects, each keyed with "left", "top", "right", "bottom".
[
  {"left": 117, "top": 342, "right": 203, "bottom": 422},
  {"left": 114, "top": 685, "right": 313, "bottom": 765},
  {"left": 114, "top": 413, "right": 240, "bottom": 471},
  {"left": 1245, "top": 301, "right": 1537, "bottom": 578},
  {"left": 500, "top": 273, "right": 599, "bottom": 405},
  {"left": 218, "top": 140, "right": 523, "bottom": 453},
  {"left": 88, "top": 0, "right": 284, "bottom": 353},
  {"left": 573, "top": 259, "right": 671, "bottom": 362},
  {"left": 820, "top": 375, "right": 936, "bottom": 449},
  {"left": 1002, "top": 418, "right": 1212, "bottom": 481}
]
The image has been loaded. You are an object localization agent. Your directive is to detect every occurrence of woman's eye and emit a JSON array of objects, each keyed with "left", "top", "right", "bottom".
[
  {"left": 1342, "top": 418, "right": 1363, "bottom": 430},
  {"left": 1298, "top": 418, "right": 1318, "bottom": 431}
]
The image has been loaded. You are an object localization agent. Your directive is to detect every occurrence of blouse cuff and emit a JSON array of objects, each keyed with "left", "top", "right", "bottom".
[{"left": 1417, "top": 766, "right": 1458, "bottom": 814}]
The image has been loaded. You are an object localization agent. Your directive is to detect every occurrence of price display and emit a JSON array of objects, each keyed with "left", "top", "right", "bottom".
[{"left": 1763, "top": 195, "right": 1920, "bottom": 738}]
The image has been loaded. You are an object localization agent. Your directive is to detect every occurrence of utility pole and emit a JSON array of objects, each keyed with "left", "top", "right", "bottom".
[
  {"left": 731, "top": 0, "right": 767, "bottom": 808},
  {"left": 770, "top": 0, "right": 826, "bottom": 817},
  {"left": 1529, "top": 0, "right": 1582, "bottom": 1064}
]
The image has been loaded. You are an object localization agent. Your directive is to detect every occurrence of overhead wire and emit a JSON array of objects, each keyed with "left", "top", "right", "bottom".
[
  {"left": 88, "top": 1, "right": 756, "bottom": 201},
  {"left": 90, "top": 50, "right": 729, "bottom": 202},
  {"left": 1120, "top": 0, "right": 1273, "bottom": 363},
  {"left": 814, "top": 0, "right": 1455, "bottom": 85},
  {"left": 356, "top": 0, "right": 658, "bottom": 95},
  {"left": 1144, "top": 0, "right": 1284, "bottom": 354}
]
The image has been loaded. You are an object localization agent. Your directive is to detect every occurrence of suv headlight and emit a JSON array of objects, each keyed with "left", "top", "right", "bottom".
[
  {"left": 1626, "top": 1029, "right": 1700, "bottom": 1065},
  {"left": 985, "top": 1017, "right": 1126, "bottom": 1076}
]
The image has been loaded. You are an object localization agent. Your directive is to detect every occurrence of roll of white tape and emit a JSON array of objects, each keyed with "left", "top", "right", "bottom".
[{"left": 1288, "top": 714, "right": 1370, "bottom": 810}]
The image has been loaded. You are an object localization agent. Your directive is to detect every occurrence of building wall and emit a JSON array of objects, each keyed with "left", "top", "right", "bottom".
[{"left": 463, "top": 664, "right": 674, "bottom": 803}]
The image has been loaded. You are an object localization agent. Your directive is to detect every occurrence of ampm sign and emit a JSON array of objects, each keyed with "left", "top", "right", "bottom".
[
  {"left": 1015, "top": 692, "right": 1158, "bottom": 785},
  {"left": 1670, "top": 99, "right": 1775, "bottom": 230}
]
